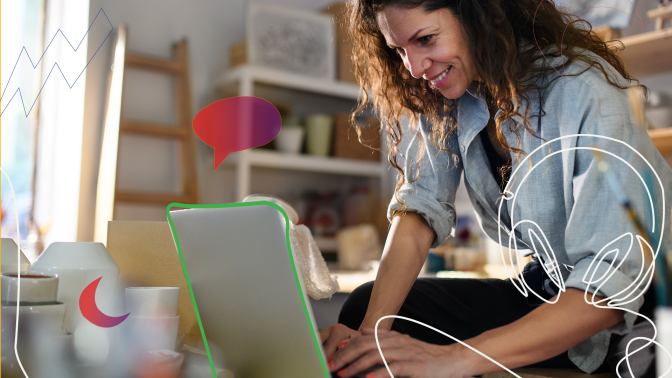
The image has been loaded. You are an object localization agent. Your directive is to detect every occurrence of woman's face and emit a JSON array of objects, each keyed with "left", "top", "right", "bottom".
[{"left": 376, "top": 6, "right": 479, "bottom": 99}]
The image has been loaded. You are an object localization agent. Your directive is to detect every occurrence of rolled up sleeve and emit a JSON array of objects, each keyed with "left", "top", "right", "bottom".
[
  {"left": 387, "top": 115, "right": 463, "bottom": 248},
  {"left": 563, "top": 112, "right": 666, "bottom": 337}
]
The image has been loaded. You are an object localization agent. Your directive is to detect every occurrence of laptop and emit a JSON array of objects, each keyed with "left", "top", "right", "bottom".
[{"left": 168, "top": 202, "right": 329, "bottom": 378}]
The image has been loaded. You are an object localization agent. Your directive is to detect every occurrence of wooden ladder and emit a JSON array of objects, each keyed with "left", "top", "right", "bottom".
[
  {"left": 95, "top": 25, "right": 199, "bottom": 243},
  {"left": 114, "top": 39, "right": 199, "bottom": 209}
]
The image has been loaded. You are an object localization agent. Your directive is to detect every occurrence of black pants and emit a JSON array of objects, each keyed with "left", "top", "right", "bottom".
[{"left": 338, "top": 276, "right": 656, "bottom": 377}]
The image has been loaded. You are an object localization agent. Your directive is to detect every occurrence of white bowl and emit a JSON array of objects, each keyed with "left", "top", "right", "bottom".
[
  {"left": 1, "top": 238, "right": 31, "bottom": 273},
  {"left": 126, "top": 287, "right": 180, "bottom": 318},
  {"left": 1, "top": 271, "right": 59, "bottom": 304},
  {"left": 125, "top": 315, "right": 180, "bottom": 351},
  {"left": 31, "top": 242, "right": 120, "bottom": 333},
  {"left": 1, "top": 302, "right": 66, "bottom": 338},
  {"left": 646, "top": 107, "right": 672, "bottom": 129}
]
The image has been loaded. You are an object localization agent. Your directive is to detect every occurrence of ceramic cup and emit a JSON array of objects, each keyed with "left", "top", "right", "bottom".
[
  {"left": 126, "top": 315, "right": 180, "bottom": 351},
  {"left": 31, "top": 242, "right": 120, "bottom": 334},
  {"left": 1, "top": 271, "right": 59, "bottom": 304},
  {"left": 1, "top": 238, "right": 31, "bottom": 273},
  {"left": 126, "top": 287, "right": 180, "bottom": 318},
  {"left": 1, "top": 302, "right": 68, "bottom": 377},
  {"left": 305, "top": 114, "right": 333, "bottom": 156},
  {"left": 1, "top": 302, "right": 66, "bottom": 337},
  {"left": 275, "top": 125, "right": 304, "bottom": 154}
]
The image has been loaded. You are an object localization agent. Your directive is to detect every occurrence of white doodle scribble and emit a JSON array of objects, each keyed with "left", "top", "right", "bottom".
[
  {"left": 373, "top": 134, "right": 671, "bottom": 378},
  {"left": 1, "top": 168, "right": 30, "bottom": 378}
]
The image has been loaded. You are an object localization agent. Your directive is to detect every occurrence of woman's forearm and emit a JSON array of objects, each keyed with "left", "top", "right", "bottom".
[
  {"left": 359, "top": 212, "right": 435, "bottom": 331},
  {"left": 456, "top": 288, "right": 624, "bottom": 376}
]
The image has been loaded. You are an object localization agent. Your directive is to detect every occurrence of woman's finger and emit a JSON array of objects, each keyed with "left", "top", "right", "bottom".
[
  {"left": 319, "top": 325, "right": 333, "bottom": 344},
  {"left": 334, "top": 348, "right": 414, "bottom": 378},
  {"left": 367, "top": 361, "right": 414, "bottom": 378},
  {"left": 331, "top": 334, "right": 393, "bottom": 372},
  {"left": 331, "top": 335, "right": 376, "bottom": 371},
  {"left": 323, "top": 324, "right": 358, "bottom": 358}
]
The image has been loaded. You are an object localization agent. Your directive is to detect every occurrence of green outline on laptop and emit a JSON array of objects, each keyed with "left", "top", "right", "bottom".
[{"left": 166, "top": 201, "right": 330, "bottom": 378}]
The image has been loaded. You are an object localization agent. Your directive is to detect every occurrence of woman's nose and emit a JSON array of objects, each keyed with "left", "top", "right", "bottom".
[{"left": 404, "top": 49, "right": 431, "bottom": 79}]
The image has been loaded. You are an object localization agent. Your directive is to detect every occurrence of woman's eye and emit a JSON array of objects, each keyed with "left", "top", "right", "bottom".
[{"left": 417, "top": 35, "right": 433, "bottom": 45}]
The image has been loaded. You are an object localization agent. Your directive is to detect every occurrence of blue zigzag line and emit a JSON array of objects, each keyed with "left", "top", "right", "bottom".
[{"left": 0, "top": 8, "right": 113, "bottom": 118}]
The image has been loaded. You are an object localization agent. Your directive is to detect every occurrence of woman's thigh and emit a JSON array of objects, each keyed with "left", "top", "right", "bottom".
[
  {"left": 339, "top": 278, "right": 533, "bottom": 345},
  {"left": 338, "top": 277, "right": 575, "bottom": 369}
]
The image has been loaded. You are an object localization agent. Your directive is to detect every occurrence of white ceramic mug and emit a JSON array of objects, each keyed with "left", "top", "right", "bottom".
[
  {"left": 1, "top": 271, "right": 59, "bottom": 304},
  {"left": 125, "top": 287, "right": 180, "bottom": 318},
  {"left": 275, "top": 125, "right": 304, "bottom": 154}
]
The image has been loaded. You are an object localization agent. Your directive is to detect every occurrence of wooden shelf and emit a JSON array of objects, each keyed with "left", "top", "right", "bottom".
[
  {"left": 649, "top": 128, "right": 672, "bottom": 154},
  {"left": 115, "top": 191, "right": 191, "bottom": 204},
  {"left": 120, "top": 121, "right": 188, "bottom": 139},
  {"left": 618, "top": 28, "right": 672, "bottom": 77},
  {"left": 216, "top": 65, "right": 362, "bottom": 100},
  {"left": 226, "top": 149, "right": 386, "bottom": 177}
]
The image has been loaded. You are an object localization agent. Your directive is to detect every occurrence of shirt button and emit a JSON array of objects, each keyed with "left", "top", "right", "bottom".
[{"left": 460, "top": 145, "right": 466, "bottom": 153}]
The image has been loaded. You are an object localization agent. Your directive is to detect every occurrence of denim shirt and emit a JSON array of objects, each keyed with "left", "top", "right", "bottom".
[{"left": 387, "top": 54, "right": 672, "bottom": 373}]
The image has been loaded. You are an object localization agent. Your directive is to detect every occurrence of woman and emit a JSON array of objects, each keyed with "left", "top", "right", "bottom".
[{"left": 320, "top": 1, "right": 672, "bottom": 377}]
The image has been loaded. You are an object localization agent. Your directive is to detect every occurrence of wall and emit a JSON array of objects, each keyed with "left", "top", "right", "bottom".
[{"left": 78, "top": 0, "right": 349, "bottom": 241}]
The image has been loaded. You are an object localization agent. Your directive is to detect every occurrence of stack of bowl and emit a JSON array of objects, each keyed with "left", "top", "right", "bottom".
[
  {"left": 1, "top": 271, "right": 68, "bottom": 377},
  {"left": 124, "top": 287, "right": 181, "bottom": 352}
]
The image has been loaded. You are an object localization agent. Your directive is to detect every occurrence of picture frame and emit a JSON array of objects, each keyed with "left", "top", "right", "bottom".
[{"left": 246, "top": 3, "right": 336, "bottom": 79}]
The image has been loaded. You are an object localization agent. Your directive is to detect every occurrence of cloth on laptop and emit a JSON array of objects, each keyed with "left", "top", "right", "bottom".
[{"left": 289, "top": 222, "right": 340, "bottom": 300}]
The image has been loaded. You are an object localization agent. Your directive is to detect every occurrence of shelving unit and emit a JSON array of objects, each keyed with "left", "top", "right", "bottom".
[
  {"left": 619, "top": 28, "right": 672, "bottom": 78},
  {"left": 215, "top": 64, "right": 387, "bottom": 201},
  {"left": 613, "top": 8, "right": 672, "bottom": 155},
  {"left": 649, "top": 127, "right": 672, "bottom": 154},
  {"left": 223, "top": 149, "right": 386, "bottom": 177}
]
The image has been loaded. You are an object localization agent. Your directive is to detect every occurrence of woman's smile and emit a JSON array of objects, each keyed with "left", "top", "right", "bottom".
[{"left": 428, "top": 65, "right": 453, "bottom": 88}]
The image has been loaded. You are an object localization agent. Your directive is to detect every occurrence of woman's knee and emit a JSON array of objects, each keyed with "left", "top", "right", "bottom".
[{"left": 338, "top": 281, "right": 375, "bottom": 329}]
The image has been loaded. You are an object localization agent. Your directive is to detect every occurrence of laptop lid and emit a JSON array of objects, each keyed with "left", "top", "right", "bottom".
[{"left": 167, "top": 202, "right": 329, "bottom": 378}]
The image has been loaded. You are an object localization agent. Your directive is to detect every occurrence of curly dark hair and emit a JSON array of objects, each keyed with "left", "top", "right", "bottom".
[{"left": 347, "top": 0, "right": 644, "bottom": 217}]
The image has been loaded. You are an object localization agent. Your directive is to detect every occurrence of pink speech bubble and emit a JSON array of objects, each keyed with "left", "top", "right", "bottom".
[{"left": 193, "top": 97, "right": 282, "bottom": 170}]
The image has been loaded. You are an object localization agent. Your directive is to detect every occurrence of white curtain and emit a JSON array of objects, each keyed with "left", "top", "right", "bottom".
[{"left": 33, "top": 0, "right": 91, "bottom": 247}]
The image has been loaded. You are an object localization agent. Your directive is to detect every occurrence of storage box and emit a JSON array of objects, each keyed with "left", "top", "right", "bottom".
[
  {"left": 106, "top": 221, "right": 202, "bottom": 347},
  {"left": 332, "top": 113, "right": 380, "bottom": 161},
  {"left": 230, "top": 40, "right": 246, "bottom": 68},
  {"left": 321, "top": 2, "right": 357, "bottom": 83}
]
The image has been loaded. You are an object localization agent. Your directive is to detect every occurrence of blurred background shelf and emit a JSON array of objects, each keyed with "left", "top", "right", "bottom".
[
  {"left": 216, "top": 64, "right": 362, "bottom": 100},
  {"left": 224, "top": 149, "right": 386, "bottom": 178},
  {"left": 619, "top": 28, "right": 672, "bottom": 77},
  {"left": 649, "top": 128, "right": 672, "bottom": 154},
  {"left": 214, "top": 64, "right": 387, "bottom": 202}
]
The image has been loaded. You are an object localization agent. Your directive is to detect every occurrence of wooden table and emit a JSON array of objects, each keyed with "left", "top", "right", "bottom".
[{"left": 483, "top": 368, "right": 615, "bottom": 378}]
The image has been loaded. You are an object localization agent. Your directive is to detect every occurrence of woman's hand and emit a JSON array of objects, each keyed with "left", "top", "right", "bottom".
[
  {"left": 329, "top": 328, "right": 468, "bottom": 378},
  {"left": 320, "top": 324, "right": 362, "bottom": 359}
]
